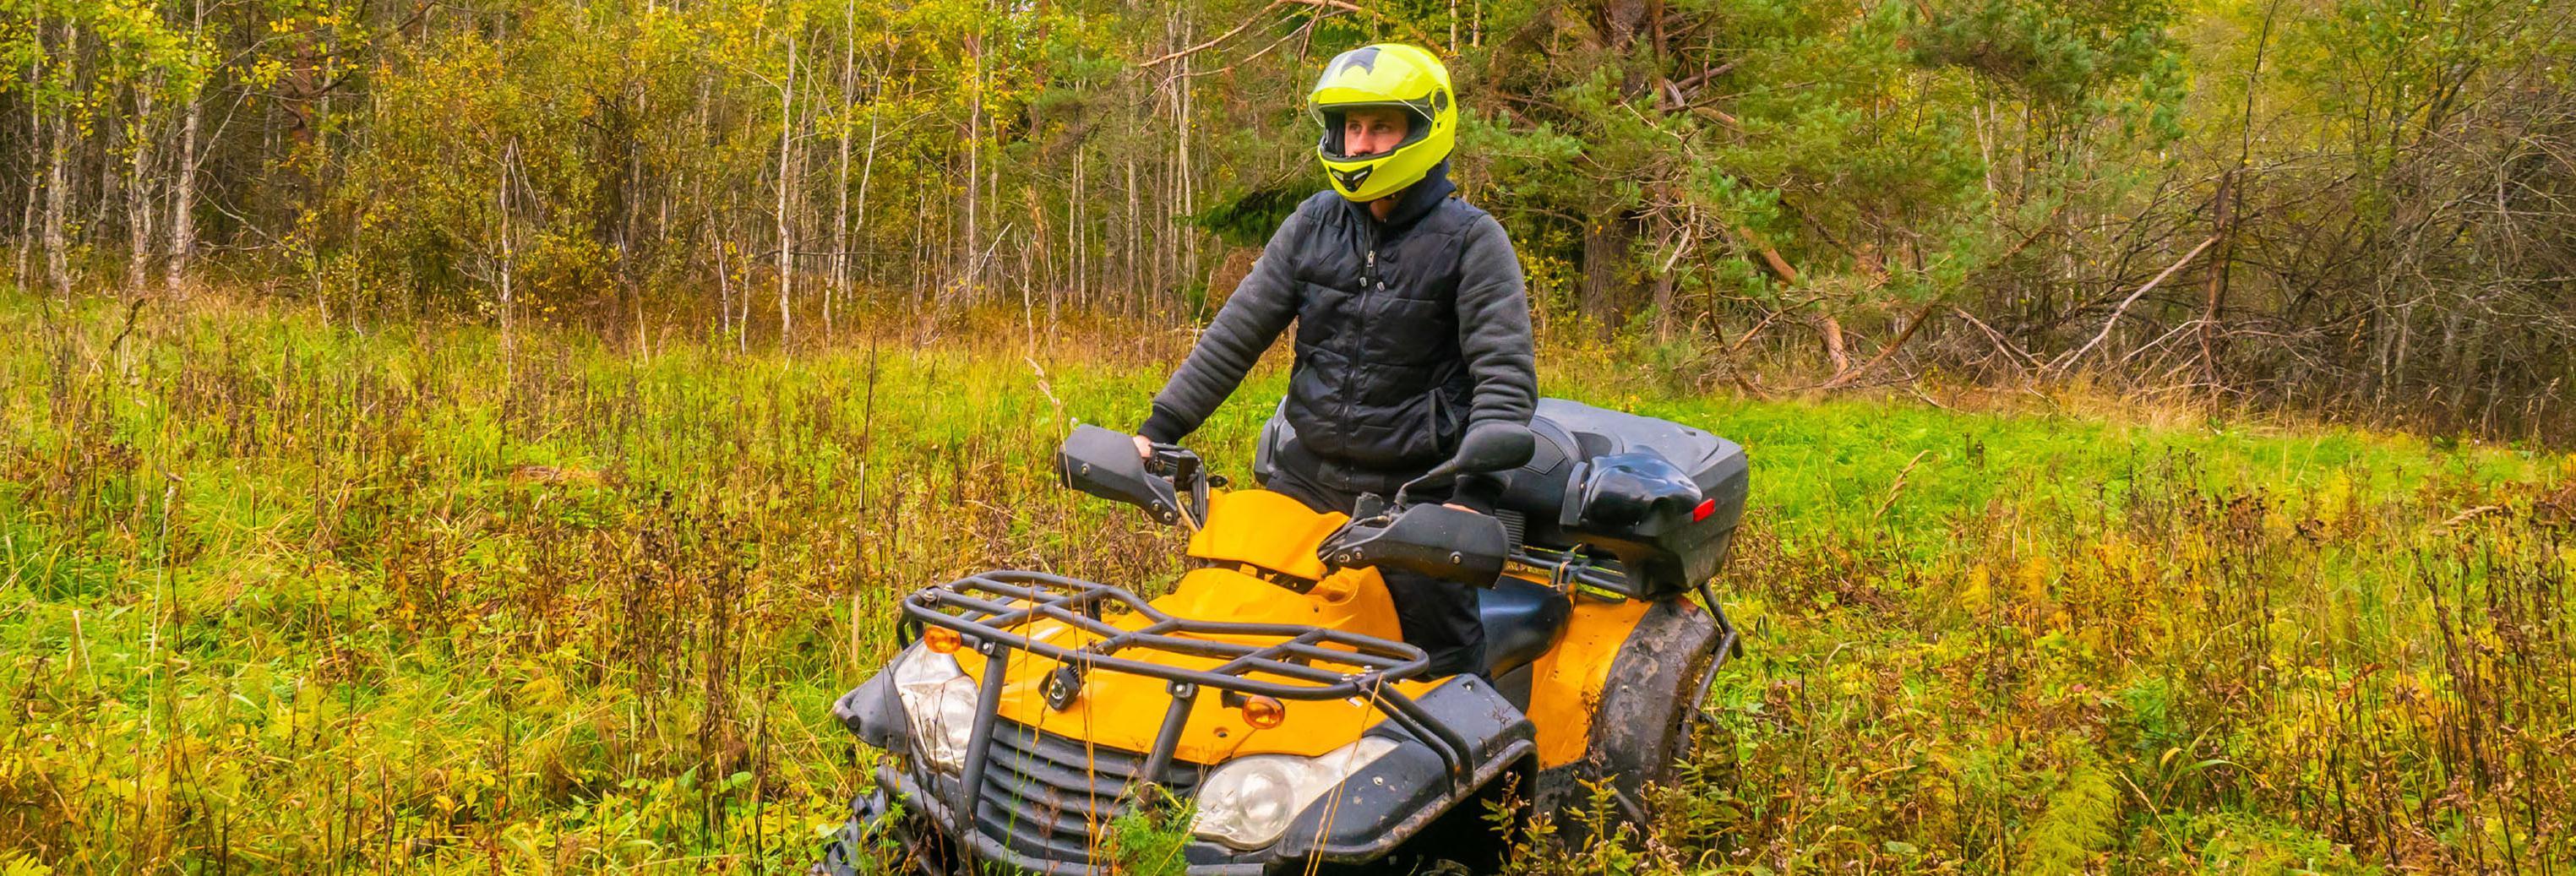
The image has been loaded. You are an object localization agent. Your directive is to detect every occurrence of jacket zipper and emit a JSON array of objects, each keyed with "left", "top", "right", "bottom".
[{"left": 1350, "top": 222, "right": 1379, "bottom": 465}]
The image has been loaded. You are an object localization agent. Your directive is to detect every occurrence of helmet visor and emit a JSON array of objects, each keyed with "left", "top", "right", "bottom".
[{"left": 1315, "top": 101, "right": 1439, "bottom": 161}]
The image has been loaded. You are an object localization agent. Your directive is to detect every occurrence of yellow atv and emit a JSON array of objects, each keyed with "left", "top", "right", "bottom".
[{"left": 817, "top": 400, "right": 1746, "bottom": 874}]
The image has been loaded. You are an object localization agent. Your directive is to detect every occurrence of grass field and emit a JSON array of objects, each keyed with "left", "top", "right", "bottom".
[{"left": 3, "top": 292, "right": 2572, "bottom": 874}]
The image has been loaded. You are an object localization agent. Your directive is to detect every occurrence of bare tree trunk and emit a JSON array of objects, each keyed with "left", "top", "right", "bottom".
[
  {"left": 853, "top": 60, "right": 880, "bottom": 302},
  {"left": 126, "top": 84, "right": 157, "bottom": 294},
  {"left": 498, "top": 142, "right": 519, "bottom": 379},
  {"left": 715, "top": 208, "right": 733, "bottom": 341},
  {"left": 17, "top": 25, "right": 41, "bottom": 290},
  {"left": 907, "top": 186, "right": 923, "bottom": 309},
  {"left": 1578, "top": 213, "right": 1632, "bottom": 332},
  {"left": 1125, "top": 146, "right": 1138, "bottom": 318},
  {"left": 1651, "top": 269, "right": 1675, "bottom": 343},
  {"left": 2199, "top": 169, "right": 2237, "bottom": 385},
  {"left": 42, "top": 24, "right": 76, "bottom": 295},
  {"left": 775, "top": 33, "right": 798, "bottom": 350},
  {"left": 1067, "top": 145, "right": 1081, "bottom": 308},
  {"left": 830, "top": 0, "right": 853, "bottom": 340},
  {"left": 166, "top": 25, "right": 202, "bottom": 297},
  {"left": 962, "top": 34, "right": 983, "bottom": 303},
  {"left": 1153, "top": 12, "right": 1172, "bottom": 302},
  {"left": 1174, "top": 8, "right": 1195, "bottom": 291}
]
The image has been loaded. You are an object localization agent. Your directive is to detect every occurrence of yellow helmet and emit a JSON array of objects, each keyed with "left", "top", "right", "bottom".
[{"left": 1309, "top": 44, "right": 1456, "bottom": 203}]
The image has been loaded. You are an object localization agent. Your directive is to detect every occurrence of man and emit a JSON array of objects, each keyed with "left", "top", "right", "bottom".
[{"left": 1134, "top": 43, "right": 1537, "bottom": 677}]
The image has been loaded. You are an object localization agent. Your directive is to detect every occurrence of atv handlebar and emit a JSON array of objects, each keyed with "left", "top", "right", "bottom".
[
  {"left": 1059, "top": 425, "right": 1208, "bottom": 526},
  {"left": 1317, "top": 502, "right": 1511, "bottom": 587},
  {"left": 1059, "top": 423, "right": 1522, "bottom": 586}
]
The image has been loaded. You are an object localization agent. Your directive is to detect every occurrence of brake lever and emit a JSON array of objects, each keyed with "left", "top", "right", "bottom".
[{"left": 1145, "top": 443, "right": 1208, "bottom": 528}]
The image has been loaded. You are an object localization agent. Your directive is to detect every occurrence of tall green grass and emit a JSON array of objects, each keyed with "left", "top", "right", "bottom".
[{"left": 2, "top": 292, "right": 2568, "bottom": 873}]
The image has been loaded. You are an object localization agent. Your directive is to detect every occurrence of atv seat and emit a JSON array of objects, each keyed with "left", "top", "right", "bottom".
[{"left": 1479, "top": 576, "right": 1571, "bottom": 677}]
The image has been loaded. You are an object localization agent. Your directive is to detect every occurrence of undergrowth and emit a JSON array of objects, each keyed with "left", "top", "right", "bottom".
[{"left": 2, "top": 291, "right": 2570, "bottom": 873}]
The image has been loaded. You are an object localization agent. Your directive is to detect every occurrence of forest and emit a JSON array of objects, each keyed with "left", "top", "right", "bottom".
[
  {"left": 6, "top": 0, "right": 2576, "bottom": 873},
  {"left": 4, "top": 0, "right": 2573, "bottom": 438}
]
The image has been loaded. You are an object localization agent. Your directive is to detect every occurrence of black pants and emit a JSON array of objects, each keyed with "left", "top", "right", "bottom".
[{"left": 1263, "top": 463, "right": 1488, "bottom": 678}]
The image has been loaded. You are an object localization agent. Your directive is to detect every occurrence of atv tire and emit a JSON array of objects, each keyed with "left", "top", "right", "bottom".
[
  {"left": 812, "top": 787, "right": 946, "bottom": 876},
  {"left": 1542, "top": 598, "right": 1718, "bottom": 841}
]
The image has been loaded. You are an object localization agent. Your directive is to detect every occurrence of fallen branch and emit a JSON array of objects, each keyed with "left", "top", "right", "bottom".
[
  {"left": 1951, "top": 307, "right": 2041, "bottom": 372},
  {"left": 1724, "top": 308, "right": 1784, "bottom": 356},
  {"left": 2438, "top": 505, "right": 2502, "bottom": 530},
  {"left": 1816, "top": 313, "right": 1850, "bottom": 373},
  {"left": 1732, "top": 372, "right": 1775, "bottom": 400},
  {"left": 1736, "top": 225, "right": 1800, "bottom": 285},
  {"left": 1724, "top": 225, "right": 1852, "bottom": 373},
  {"left": 2049, "top": 233, "right": 2222, "bottom": 375},
  {"left": 1816, "top": 301, "right": 1940, "bottom": 390}
]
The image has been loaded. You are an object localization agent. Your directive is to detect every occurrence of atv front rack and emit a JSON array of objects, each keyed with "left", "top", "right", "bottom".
[{"left": 897, "top": 569, "right": 1482, "bottom": 813}]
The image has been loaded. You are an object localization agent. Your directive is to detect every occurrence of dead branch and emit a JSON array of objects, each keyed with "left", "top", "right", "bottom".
[
  {"left": 2050, "top": 233, "right": 2223, "bottom": 375},
  {"left": 1724, "top": 308, "right": 1784, "bottom": 356},
  {"left": 1951, "top": 306, "right": 2041, "bottom": 373},
  {"left": 1816, "top": 300, "right": 1940, "bottom": 390},
  {"left": 1138, "top": 0, "right": 1434, "bottom": 68},
  {"left": 1735, "top": 225, "right": 1801, "bottom": 285},
  {"left": 2438, "top": 505, "right": 2502, "bottom": 529},
  {"left": 1816, "top": 313, "right": 1850, "bottom": 373},
  {"left": 1175, "top": 15, "right": 1321, "bottom": 80},
  {"left": 1139, "top": 0, "right": 1289, "bottom": 68}
]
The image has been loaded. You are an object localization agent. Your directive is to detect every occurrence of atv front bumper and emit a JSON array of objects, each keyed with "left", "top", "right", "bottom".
[{"left": 828, "top": 671, "right": 1533, "bottom": 875}]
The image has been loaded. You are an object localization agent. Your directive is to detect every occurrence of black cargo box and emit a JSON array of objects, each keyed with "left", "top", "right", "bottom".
[{"left": 1255, "top": 397, "right": 1746, "bottom": 598}]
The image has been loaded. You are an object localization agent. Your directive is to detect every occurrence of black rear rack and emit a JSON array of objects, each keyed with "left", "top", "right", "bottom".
[{"left": 897, "top": 569, "right": 1479, "bottom": 830}]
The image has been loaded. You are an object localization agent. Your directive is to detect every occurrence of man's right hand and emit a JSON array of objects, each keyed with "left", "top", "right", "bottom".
[{"left": 1132, "top": 434, "right": 1154, "bottom": 460}]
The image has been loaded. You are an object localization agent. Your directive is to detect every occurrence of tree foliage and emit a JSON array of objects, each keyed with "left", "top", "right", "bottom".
[{"left": 3, "top": 0, "right": 2573, "bottom": 438}]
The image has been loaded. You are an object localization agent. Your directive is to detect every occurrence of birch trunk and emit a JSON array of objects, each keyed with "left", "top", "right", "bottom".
[
  {"left": 166, "top": 63, "right": 201, "bottom": 295},
  {"left": 963, "top": 40, "right": 982, "bottom": 303},
  {"left": 852, "top": 57, "right": 880, "bottom": 305},
  {"left": 830, "top": 0, "right": 852, "bottom": 339},
  {"left": 715, "top": 209, "right": 733, "bottom": 342},
  {"left": 1065, "top": 146, "right": 1079, "bottom": 308},
  {"left": 775, "top": 34, "right": 797, "bottom": 350},
  {"left": 16, "top": 25, "right": 41, "bottom": 289},
  {"left": 1175, "top": 10, "right": 1195, "bottom": 289},
  {"left": 498, "top": 143, "right": 518, "bottom": 379},
  {"left": 1124, "top": 148, "right": 1138, "bottom": 319},
  {"left": 42, "top": 25, "right": 75, "bottom": 294},
  {"left": 126, "top": 85, "right": 157, "bottom": 294}
]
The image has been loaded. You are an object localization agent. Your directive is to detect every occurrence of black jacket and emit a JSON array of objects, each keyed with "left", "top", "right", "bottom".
[{"left": 1140, "top": 162, "right": 1538, "bottom": 498}]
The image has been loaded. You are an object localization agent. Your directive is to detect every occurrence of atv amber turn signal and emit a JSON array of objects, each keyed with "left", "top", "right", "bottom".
[
  {"left": 1238, "top": 695, "right": 1286, "bottom": 729},
  {"left": 923, "top": 627, "right": 962, "bottom": 654}
]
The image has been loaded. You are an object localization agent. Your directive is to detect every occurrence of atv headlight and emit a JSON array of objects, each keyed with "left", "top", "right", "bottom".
[
  {"left": 1190, "top": 737, "right": 1399, "bottom": 849},
  {"left": 889, "top": 644, "right": 977, "bottom": 772}
]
